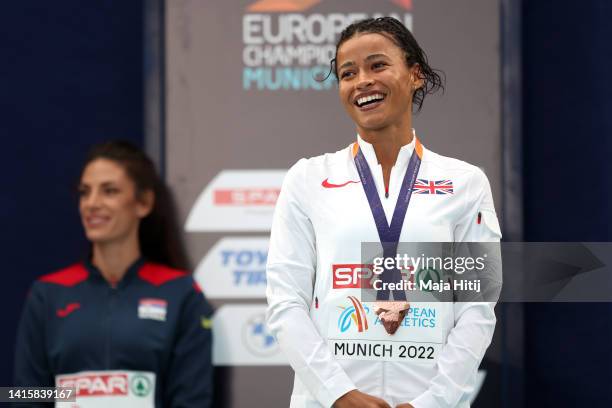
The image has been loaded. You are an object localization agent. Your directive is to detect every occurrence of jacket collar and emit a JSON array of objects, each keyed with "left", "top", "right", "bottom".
[
  {"left": 355, "top": 129, "right": 417, "bottom": 170},
  {"left": 85, "top": 257, "right": 145, "bottom": 288}
]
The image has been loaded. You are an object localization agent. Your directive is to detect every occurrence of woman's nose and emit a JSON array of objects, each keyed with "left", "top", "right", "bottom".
[{"left": 356, "top": 71, "right": 375, "bottom": 89}]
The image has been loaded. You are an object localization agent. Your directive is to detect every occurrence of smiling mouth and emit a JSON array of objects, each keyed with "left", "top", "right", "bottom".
[
  {"left": 86, "top": 216, "right": 110, "bottom": 227},
  {"left": 354, "top": 93, "right": 386, "bottom": 108}
]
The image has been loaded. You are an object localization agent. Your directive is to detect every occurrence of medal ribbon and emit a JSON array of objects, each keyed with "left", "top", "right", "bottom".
[{"left": 353, "top": 137, "right": 423, "bottom": 301}]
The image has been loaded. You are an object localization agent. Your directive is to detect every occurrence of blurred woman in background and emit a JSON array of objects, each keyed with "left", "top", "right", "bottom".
[{"left": 14, "top": 141, "right": 213, "bottom": 407}]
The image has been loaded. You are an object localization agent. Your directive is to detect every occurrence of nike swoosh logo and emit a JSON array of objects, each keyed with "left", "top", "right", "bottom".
[
  {"left": 57, "top": 302, "right": 81, "bottom": 318},
  {"left": 321, "top": 178, "right": 360, "bottom": 188}
]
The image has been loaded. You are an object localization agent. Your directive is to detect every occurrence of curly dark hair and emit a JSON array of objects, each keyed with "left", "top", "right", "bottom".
[
  {"left": 331, "top": 17, "right": 444, "bottom": 113},
  {"left": 81, "top": 141, "right": 190, "bottom": 271}
]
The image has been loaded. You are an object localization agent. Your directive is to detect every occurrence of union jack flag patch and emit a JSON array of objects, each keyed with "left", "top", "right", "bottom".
[{"left": 412, "top": 179, "right": 454, "bottom": 195}]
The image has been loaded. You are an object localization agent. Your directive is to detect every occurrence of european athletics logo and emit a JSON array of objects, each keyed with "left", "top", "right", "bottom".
[{"left": 338, "top": 296, "right": 370, "bottom": 333}]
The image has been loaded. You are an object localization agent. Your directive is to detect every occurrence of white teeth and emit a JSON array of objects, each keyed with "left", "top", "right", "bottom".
[
  {"left": 356, "top": 94, "right": 384, "bottom": 107},
  {"left": 88, "top": 217, "right": 108, "bottom": 225}
]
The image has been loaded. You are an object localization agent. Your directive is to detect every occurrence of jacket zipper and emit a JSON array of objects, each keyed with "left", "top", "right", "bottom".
[{"left": 106, "top": 287, "right": 117, "bottom": 369}]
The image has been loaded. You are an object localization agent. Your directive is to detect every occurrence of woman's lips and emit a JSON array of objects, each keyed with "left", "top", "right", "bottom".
[
  {"left": 357, "top": 98, "right": 385, "bottom": 112},
  {"left": 85, "top": 215, "right": 110, "bottom": 228},
  {"left": 353, "top": 92, "right": 386, "bottom": 112}
]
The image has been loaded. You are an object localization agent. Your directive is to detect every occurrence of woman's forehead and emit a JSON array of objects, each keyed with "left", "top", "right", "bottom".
[
  {"left": 337, "top": 32, "right": 402, "bottom": 62},
  {"left": 81, "top": 159, "right": 128, "bottom": 182}
]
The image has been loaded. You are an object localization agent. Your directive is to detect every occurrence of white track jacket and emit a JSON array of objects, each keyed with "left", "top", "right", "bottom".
[{"left": 266, "top": 134, "right": 502, "bottom": 408}]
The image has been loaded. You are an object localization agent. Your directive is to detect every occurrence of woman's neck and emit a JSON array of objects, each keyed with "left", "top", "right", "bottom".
[
  {"left": 359, "top": 124, "right": 414, "bottom": 168},
  {"left": 92, "top": 234, "right": 141, "bottom": 284}
]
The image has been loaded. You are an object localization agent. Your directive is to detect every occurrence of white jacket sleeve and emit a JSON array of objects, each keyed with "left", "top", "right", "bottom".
[
  {"left": 410, "top": 167, "right": 502, "bottom": 408},
  {"left": 266, "top": 159, "right": 356, "bottom": 408}
]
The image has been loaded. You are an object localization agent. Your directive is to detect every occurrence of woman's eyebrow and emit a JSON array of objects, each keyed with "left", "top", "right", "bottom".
[
  {"left": 338, "top": 60, "right": 355, "bottom": 71},
  {"left": 339, "top": 53, "right": 390, "bottom": 70},
  {"left": 364, "top": 53, "right": 390, "bottom": 61}
]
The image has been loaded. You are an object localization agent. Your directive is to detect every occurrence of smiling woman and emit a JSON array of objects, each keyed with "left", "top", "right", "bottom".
[
  {"left": 333, "top": 16, "right": 443, "bottom": 114},
  {"left": 266, "top": 17, "right": 502, "bottom": 408},
  {"left": 14, "top": 141, "right": 214, "bottom": 408},
  {"left": 79, "top": 158, "right": 153, "bottom": 260},
  {"left": 77, "top": 142, "right": 184, "bottom": 275}
]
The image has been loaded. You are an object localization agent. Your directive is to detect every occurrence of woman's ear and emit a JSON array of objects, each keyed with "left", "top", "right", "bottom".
[
  {"left": 136, "top": 189, "right": 155, "bottom": 218},
  {"left": 411, "top": 64, "right": 425, "bottom": 90}
]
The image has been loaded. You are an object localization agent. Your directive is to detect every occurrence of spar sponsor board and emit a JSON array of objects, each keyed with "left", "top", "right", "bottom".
[
  {"left": 55, "top": 370, "right": 155, "bottom": 408},
  {"left": 194, "top": 237, "right": 269, "bottom": 299},
  {"left": 185, "top": 170, "right": 286, "bottom": 232}
]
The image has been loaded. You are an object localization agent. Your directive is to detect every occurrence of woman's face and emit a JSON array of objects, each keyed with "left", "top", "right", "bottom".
[
  {"left": 79, "top": 159, "right": 152, "bottom": 245},
  {"left": 336, "top": 32, "right": 422, "bottom": 132}
]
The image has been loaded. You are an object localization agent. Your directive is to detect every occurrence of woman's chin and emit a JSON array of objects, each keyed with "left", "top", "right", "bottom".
[
  {"left": 358, "top": 119, "right": 391, "bottom": 132},
  {"left": 85, "top": 231, "right": 113, "bottom": 245}
]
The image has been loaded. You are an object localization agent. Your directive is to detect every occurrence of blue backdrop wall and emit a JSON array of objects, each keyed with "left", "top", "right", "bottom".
[
  {"left": 0, "top": 0, "right": 144, "bottom": 387},
  {"left": 523, "top": 0, "right": 612, "bottom": 406}
]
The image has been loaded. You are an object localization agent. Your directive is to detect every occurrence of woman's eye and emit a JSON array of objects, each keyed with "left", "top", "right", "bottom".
[
  {"left": 340, "top": 71, "right": 354, "bottom": 79},
  {"left": 78, "top": 188, "right": 88, "bottom": 197},
  {"left": 104, "top": 187, "right": 119, "bottom": 195},
  {"left": 372, "top": 62, "right": 387, "bottom": 69}
]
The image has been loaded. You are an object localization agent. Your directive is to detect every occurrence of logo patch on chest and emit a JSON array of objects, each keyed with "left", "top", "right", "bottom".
[
  {"left": 138, "top": 298, "right": 167, "bottom": 321},
  {"left": 321, "top": 178, "right": 360, "bottom": 189},
  {"left": 57, "top": 302, "right": 80, "bottom": 318},
  {"left": 413, "top": 179, "right": 454, "bottom": 195}
]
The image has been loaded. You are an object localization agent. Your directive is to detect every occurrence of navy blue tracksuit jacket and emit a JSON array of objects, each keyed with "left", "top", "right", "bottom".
[{"left": 14, "top": 259, "right": 214, "bottom": 407}]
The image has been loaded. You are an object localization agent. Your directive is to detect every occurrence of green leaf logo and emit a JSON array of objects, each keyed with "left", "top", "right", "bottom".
[
  {"left": 131, "top": 374, "right": 152, "bottom": 397},
  {"left": 416, "top": 268, "right": 440, "bottom": 292}
]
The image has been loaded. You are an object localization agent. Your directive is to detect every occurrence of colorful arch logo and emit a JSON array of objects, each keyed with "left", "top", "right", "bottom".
[
  {"left": 391, "top": 0, "right": 413, "bottom": 11},
  {"left": 247, "top": 0, "right": 412, "bottom": 13},
  {"left": 338, "top": 296, "right": 369, "bottom": 333},
  {"left": 247, "top": 0, "right": 322, "bottom": 12}
]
